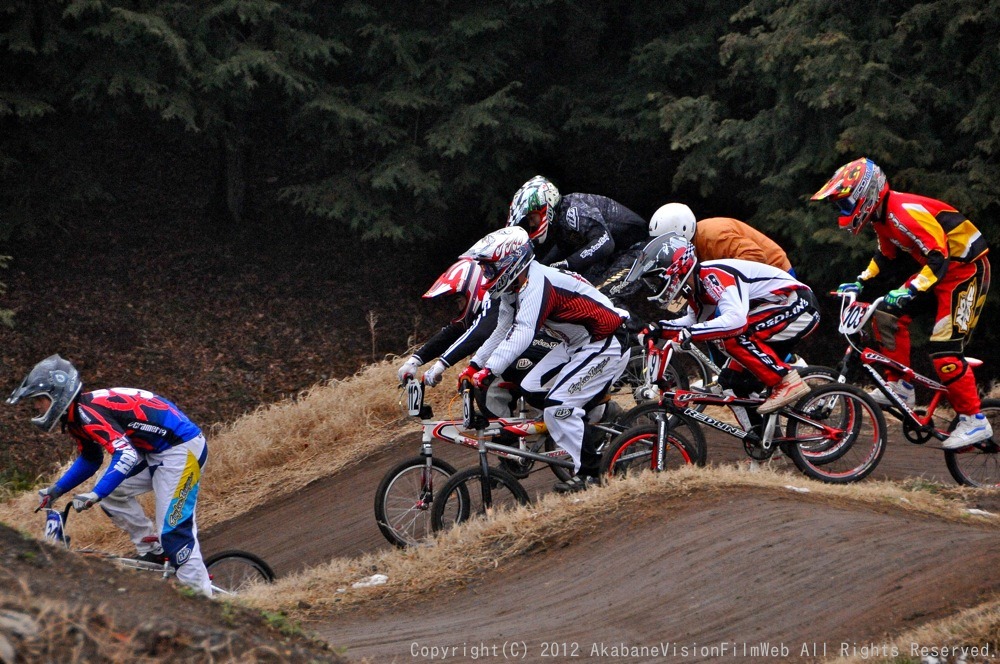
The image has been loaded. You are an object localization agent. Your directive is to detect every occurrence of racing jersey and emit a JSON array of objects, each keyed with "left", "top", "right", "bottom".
[
  {"left": 538, "top": 193, "right": 647, "bottom": 279},
  {"left": 693, "top": 218, "right": 792, "bottom": 271},
  {"left": 413, "top": 296, "right": 494, "bottom": 366},
  {"left": 859, "top": 191, "right": 989, "bottom": 292},
  {"left": 55, "top": 388, "right": 202, "bottom": 499},
  {"left": 472, "top": 262, "right": 628, "bottom": 376},
  {"left": 666, "top": 259, "right": 810, "bottom": 341}
]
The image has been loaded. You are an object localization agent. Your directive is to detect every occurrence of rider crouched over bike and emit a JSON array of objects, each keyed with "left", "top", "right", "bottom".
[
  {"left": 812, "top": 157, "right": 991, "bottom": 450},
  {"left": 460, "top": 227, "right": 631, "bottom": 492},
  {"left": 7, "top": 355, "right": 213, "bottom": 596},
  {"left": 628, "top": 236, "right": 820, "bottom": 414}
]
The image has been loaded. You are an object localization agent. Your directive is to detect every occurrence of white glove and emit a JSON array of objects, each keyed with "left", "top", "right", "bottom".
[
  {"left": 72, "top": 491, "right": 100, "bottom": 512},
  {"left": 37, "top": 485, "right": 63, "bottom": 511},
  {"left": 423, "top": 360, "right": 448, "bottom": 387},
  {"left": 397, "top": 356, "right": 421, "bottom": 384},
  {"left": 550, "top": 260, "right": 569, "bottom": 270}
]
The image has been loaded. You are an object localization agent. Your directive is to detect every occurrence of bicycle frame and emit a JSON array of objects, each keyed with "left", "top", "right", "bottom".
[
  {"left": 831, "top": 292, "right": 976, "bottom": 443},
  {"left": 44, "top": 504, "right": 174, "bottom": 576},
  {"left": 405, "top": 379, "right": 575, "bottom": 471},
  {"left": 643, "top": 341, "right": 844, "bottom": 459}
]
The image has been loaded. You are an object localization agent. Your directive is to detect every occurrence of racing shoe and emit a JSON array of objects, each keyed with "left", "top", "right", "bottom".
[
  {"left": 758, "top": 370, "right": 810, "bottom": 414},
  {"left": 941, "top": 412, "right": 993, "bottom": 450},
  {"left": 868, "top": 380, "right": 915, "bottom": 409},
  {"left": 136, "top": 551, "right": 169, "bottom": 564},
  {"left": 553, "top": 474, "right": 599, "bottom": 493}
]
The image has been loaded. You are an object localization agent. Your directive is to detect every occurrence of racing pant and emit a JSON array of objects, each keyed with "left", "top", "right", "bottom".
[
  {"left": 488, "top": 335, "right": 562, "bottom": 417},
  {"left": 873, "top": 257, "right": 990, "bottom": 414},
  {"left": 717, "top": 290, "right": 820, "bottom": 389},
  {"left": 100, "top": 434, "right": 212, "bottom": 596},
  {"left": 522, "top": 332, "right": 629, "bottom": 475}
]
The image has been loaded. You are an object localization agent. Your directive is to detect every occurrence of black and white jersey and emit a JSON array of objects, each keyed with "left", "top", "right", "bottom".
[{"left": 472, "top": 262, "right": 628, "bottom": 376}]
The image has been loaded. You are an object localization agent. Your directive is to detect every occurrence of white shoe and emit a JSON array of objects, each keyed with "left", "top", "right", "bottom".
[
  {"left": 868, "top": 380, "right": 915, "bottom": 409},
  {"left": 942, "top": 413, "right": 993, "bottom": 450},
  {"left": 759, "top": 370, "right": 810, "bottom": 414}
]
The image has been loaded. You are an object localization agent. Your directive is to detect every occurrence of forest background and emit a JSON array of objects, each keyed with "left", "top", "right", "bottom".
[{"left": 2, "top": 0, "right": 1000, "bottom": 482}]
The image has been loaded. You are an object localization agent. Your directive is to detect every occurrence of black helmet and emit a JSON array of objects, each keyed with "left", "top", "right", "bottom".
[{"left": 7, "top": 354, "right": 82, "bottom": 432}]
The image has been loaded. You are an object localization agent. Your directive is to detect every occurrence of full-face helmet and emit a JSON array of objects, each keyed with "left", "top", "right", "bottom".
[
  {"left": 811, "top": 158, "right": 889, "bottom": 234},
  {"left": 423, "top": 257, "right": 487, "bottom": 324},
  {"left": 506, "top": 176, "right": 561, "bottom": 244},
  {"left": 648, "top": 203, "right": 696, "bottom": 240},
  {"left": 6, "top": 354, "right": 82, "bottom": 432},
  {"left": 629, "top": 235, "right": 698, "bottom": 311},
  {"left": 462, "top": 227, "right": 534, "bottom": 296}
]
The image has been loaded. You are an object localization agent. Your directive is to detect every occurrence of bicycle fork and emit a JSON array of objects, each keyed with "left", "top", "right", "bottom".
[
  {"left": 476, "top": 434, "right": 494, "bottom": 509},
  {"left": 419, "top": 442, "right": 435, "bottom": 507}
]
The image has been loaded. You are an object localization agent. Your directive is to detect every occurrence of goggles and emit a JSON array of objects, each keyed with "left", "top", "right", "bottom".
[{"left": 835, "top": 197, "right": 857, "bottom": 216}]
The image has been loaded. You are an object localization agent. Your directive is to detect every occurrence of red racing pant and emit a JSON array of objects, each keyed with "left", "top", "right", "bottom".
[{"left": 874, "top": 257, "right": 990, "bottom": 414}]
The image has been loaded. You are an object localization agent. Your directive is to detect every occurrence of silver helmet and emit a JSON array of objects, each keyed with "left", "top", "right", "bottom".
[{"left": 7, "top": 354, "right": 82, "bottom": 432}]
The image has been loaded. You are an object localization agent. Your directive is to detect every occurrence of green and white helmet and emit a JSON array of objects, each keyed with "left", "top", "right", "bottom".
[{"left": 506, "top": 175, "right": 561, "bottom": 244}]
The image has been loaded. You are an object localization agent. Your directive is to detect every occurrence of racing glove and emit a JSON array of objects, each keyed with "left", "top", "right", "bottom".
[
  {"left": 550, "top": 260, "right": 570, "bottom": 270},
  {"left": 837, "top": 281, "right": 863, "bottom": 295},
  {"left": 638, "top": 321, "right": 664, "bottom": 346},
  {"left": 663, "top": 327, "right": 693, "bottom": 348},
  {"left": 884, "top": 286, "right": 916, "bottom": 310},
  {"left": 397, "top": 356, "right": 422, "bottom": 384},
  {"left": 472, "top": 368, "right": 495, "bottom": 390},
  {"left": 72, "top": 491, "right": 101, "bottom": 513},
  {"left": 423, "top": 360, "right": 448, "bottom": 387},
  {"left": 457, "top": 362, "right": 480, "bottom": 390},
  {"left": 37, "top": 485, "right": 63, "bottom": 511}
]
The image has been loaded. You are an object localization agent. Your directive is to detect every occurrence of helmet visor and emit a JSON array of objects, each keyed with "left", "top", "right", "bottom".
[{"left": 625, "top": 235, "right": 675, "bottom": 285}]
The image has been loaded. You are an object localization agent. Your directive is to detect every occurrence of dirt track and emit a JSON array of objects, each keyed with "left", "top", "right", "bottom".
[{"left": 200, "top": 422, "right": 1000, "bottom": 663}]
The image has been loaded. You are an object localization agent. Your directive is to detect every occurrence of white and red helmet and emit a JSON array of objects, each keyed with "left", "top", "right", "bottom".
[
  {"left": 463, "top": 227, "right": 534, "bottom": 295},
  {"left": 422, "top": 257, "right": 487, "bottom": 324}
]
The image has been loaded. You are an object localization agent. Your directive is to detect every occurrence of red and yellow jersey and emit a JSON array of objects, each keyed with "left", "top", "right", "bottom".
[
  {"left": 693, "top": 218, "right": 792, "bottom": 272},
  {"left": 861, "top": 192, "right": 989, "bottom": 291}
]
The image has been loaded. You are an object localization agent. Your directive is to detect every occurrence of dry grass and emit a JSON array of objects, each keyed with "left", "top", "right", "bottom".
[
  {"left": 236, "top": 463, "right": 997, "bottom": 620},
  {"left": 828, "top": 596, "right": 1000, "bottom": 663},
  {"left": 0, "top": 578, "right": 287, "bottom": 663},
  {"left": 0, "top": 358, "right": 427, "bottom": 552}
]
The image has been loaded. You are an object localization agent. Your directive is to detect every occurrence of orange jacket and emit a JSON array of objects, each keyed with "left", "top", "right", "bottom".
[{"left": 693, "top": 217, "right": 792, "bottom": 272}]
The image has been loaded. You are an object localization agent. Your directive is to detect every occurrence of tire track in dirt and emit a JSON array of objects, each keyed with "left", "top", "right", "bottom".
[
  {"left": 313, "top": 493, "right": 1000, "bottom": 663},
  {"left": 199, "top": 418, "right": 970, "bottom": 574}
]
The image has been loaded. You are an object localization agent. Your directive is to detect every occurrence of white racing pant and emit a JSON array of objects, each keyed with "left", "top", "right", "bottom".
[
  {"left": 521, "top": 334, "right": 629, "bottom": 473},
  {"left": 100, "top": 434, "right": 212, "bottom": 596}
]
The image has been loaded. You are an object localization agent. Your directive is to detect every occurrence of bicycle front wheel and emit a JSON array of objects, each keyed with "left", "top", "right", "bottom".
[
  {"left": 374, "top": 456, "right": 462, "bottom": 548},
  {"left": 599, "top": 419, "right": 706, "bottom": 481},
  {"left": 430, "top": 466, "right": 530, "bottom": 534},
  {"left": 204, "top": 550, "right": 275, "bottom": 595},
  {"left": 945, "top": 399, "right": 1000, "bottom": 487},
  {"left": 783, "top": 383, "right": 886, "bottom": 483}
]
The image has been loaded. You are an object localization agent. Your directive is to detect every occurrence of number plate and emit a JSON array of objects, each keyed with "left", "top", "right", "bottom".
[{"left": 406, "top": 380, "right": 424, "bottom": 417}]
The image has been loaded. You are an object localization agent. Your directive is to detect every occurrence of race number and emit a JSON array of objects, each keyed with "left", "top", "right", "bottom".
[{"left": 406, "top": 380, "right": 424, "bottom": 417}]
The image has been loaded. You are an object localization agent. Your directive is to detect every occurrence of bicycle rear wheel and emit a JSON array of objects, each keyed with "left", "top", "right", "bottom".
[
  {"left": 374, "top": 456, "right": 463, "bottom": 548},
  {"left": 599, "top": 419, "right": 706, "bottom": 481},
  {"left": 430, "top": 466, "right": 530, "bottom": 534},
  {"left": 204, "top": 550, "right": 275, "bottom": 594},
  {"left": 945, "top": 399, "right": 1000, "bottom": 487},
  {"left": 783, "top": 383, "right": 886, "bottom": 483}
]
